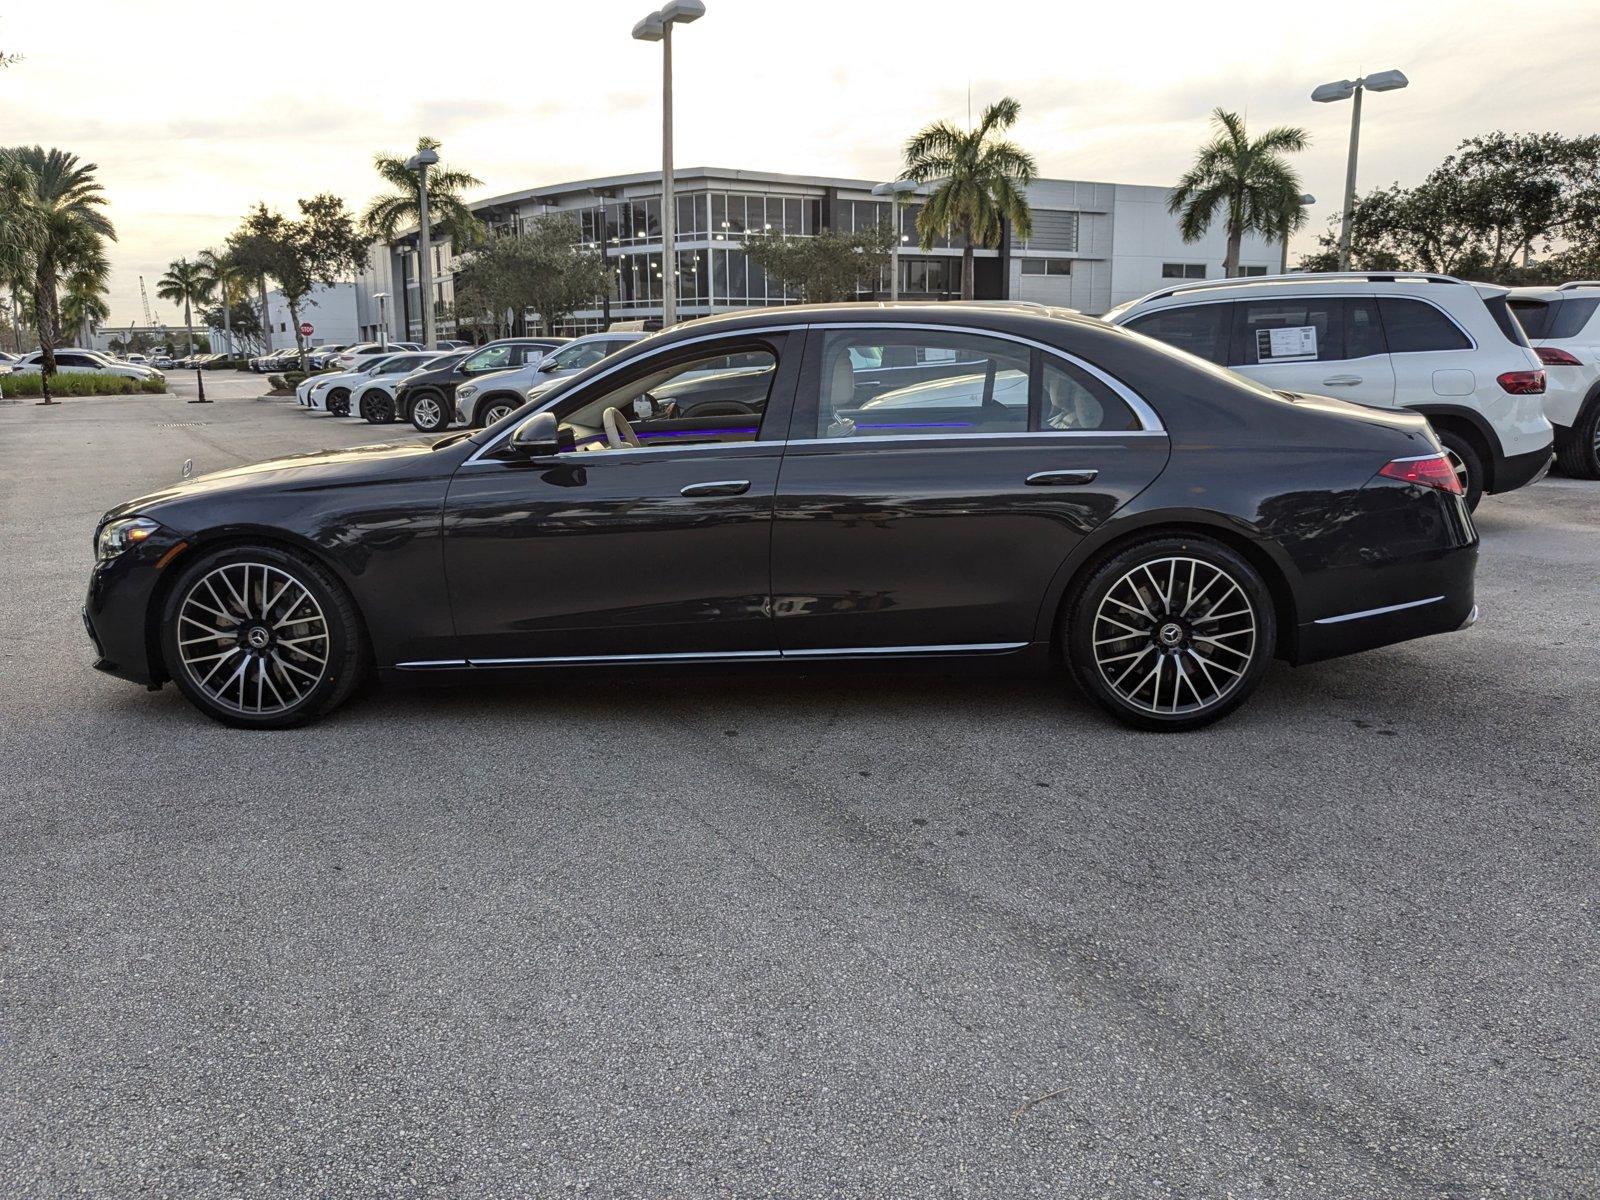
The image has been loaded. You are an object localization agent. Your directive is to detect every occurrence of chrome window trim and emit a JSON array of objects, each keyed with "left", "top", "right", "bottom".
[
  {"left": 395, "top": 641, "right": 1030, "bottom": 670},
  {"left": 1117, "top": 292, "right": 1479, "bottom": 355},
  {"left": 1313, "top": 595, "right": 1444, "bottom": 625},
  {"left": 465, "top": 319, "right": 1166, "bottom": 466}
]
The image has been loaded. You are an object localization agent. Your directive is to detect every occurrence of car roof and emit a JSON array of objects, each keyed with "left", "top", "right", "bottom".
[
  {"left": 658, "top": 300, "right": 1102, "bottom": 341},
  {"left": 1507, "top": 284, "right": 1600, "bottom": 300},
  {"left": 1112, "top": 271, "right": 1510, "bottom": 316}
]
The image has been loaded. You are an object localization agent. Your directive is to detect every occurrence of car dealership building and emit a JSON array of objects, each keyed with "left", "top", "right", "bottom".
[{"left": 353, "top": 166, "right": 1286, "bottom": 342}]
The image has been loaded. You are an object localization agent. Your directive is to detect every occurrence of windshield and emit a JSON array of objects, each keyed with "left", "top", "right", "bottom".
[{"left": 545, "top": 340, "right": 617, "bottom": 372}]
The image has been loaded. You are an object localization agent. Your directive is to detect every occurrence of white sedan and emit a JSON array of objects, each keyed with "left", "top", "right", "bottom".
[
  {"left": 350, "top": 353, "right": 450, "bottom": 422},
  {"left": 13, "top": 349, "right": 164, "bottom": 384}
]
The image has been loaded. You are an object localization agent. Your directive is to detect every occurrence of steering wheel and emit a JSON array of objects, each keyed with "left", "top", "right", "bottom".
[{"left": 602, "top": 406, "right": 641, "bottom": 449}]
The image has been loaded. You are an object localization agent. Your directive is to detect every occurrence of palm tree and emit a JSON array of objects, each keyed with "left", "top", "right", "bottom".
[
  {"left": 1168, "top": 109, "right": 1310, "bottom": 278},
  {"left": 156, "top": 257, "right": 209, "bottom": 356},
  {"left": 6, "top": 146, "right": 116, "bottom": 394},
  {"left": 901, "top": 97, "right": 1037, "bottom": 300},
  {"left": 195, "top": 247, "right": 248, "bottom": 358},
  {"left": 360, "top": 136, "right": 483, "bottom": 249},
  {"left": 59, "top": 244, "right": 110, "bottom": 347}
]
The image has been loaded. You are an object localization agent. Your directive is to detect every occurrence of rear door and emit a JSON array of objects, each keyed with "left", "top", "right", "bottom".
[
  {"left": 770, "top": 324, "right": 1169, "bottom": 654},
  {"left": 1228, "top": 295, "right": 1396, "bottom": 405}
]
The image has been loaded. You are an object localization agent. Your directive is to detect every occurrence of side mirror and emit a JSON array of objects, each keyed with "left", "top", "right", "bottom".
[
  {"left": 508, "top": 411, "right": 574, "bottom": 457},
  {"left": 536, "top": 358, "right": 559, "bottom": 373}
]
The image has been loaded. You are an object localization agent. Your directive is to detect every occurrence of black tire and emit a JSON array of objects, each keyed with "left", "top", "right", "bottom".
[
  {"left": 477, "top": 395, "right": 521, "bottom": 427},
  {"left": 410, "top": 390, "right": 451, "bottom": 433},
  {"left": 326, "top": 388, "right": 351, "bottom": 418},
  {"left": 1554, "top": 396, "right": 1600, "bottom": 479},
  {"left": 364, "top": 391, "right": 397, "bottom": 424},
  {"left": 1434, "top": 428, "right": 1484, "bottom": 511},
  {"left": 1062, "top": 535, "right": 1277, "bottom": 732},
  {"left": 158, "top": 543, "right": 368, "bottom": 730}
]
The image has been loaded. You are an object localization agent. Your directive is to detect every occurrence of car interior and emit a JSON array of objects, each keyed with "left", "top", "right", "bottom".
[{"left": 556, "top": 350, "right": 779, "bottom": 451}]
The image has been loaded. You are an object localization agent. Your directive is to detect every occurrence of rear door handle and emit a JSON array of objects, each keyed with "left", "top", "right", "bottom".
[
  {"left": 680, "top": 479, "right": 751, "bottom": 497},
  {"left": 1322, "top": 375, "right": 1362, "bottom": 387},
  {"left": 1025, "top": 469, "right": 1099, "bottom": 486}
]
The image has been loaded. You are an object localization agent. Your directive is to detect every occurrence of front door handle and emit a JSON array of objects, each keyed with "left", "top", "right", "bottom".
[
  {"left": 1025, "top": 469, "right": 1099, "bottom": 486},
  {"left": 680, "top": 479, "right": 751, "bottom": 497},
  {"left": 1322, "top": 375, "right": 1362, "bottom": 387}
]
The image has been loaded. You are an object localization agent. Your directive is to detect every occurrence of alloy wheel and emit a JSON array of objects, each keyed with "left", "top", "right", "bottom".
[
  {"left": 176, "top": 562, "right": 329, "bottom": 715},
  {"left": 1444, "top": 446, "right": 1470, "bottom": 491},
  {"left": 413, "top": 397, "right": 442, "bottom": 428},
  {"left": 483, "top": 402, "right": 515, "bottom": 425},
  {"left": 1091, "top": 556, "right": 1257, "bottom": 715}
]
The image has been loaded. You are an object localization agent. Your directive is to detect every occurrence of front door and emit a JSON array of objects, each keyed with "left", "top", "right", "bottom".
[
  {"left": 770, "top": 325, "right": 1170, "bottom": 653},
  {"left": 441, "top": 333, "right": 798, "bottom": 664}
]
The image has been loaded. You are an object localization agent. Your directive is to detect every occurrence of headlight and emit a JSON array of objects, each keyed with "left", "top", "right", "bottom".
[
  {"left": 458, "top": 384, "right": 477, "bottom": 400},
  {"left": 95, "top": 516, "right": 161, "bottom": 561}
]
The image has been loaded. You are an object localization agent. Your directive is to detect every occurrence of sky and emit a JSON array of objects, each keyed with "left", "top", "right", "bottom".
[{"left": 4, "top": 0, "right": 1597, "bottom": 327}]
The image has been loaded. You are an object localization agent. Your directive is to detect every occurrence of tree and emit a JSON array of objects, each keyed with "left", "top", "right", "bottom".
[
  {"left": 195, "top": 248, "right": 249, "bottom": 357},
  {"left": 3, "top": 146, "right": 115, "bottom": 400},
  {"left": 230, "top": 196, "right": 366, "bottom": 370},
  {"left": 453, "top": 216, "right": 608, "bottom": 335},
  {"left": 60, "top": 247, "right": 110, "bottom": 346},
  {"left": 743, "top": 222, "right": 897, "bottom": 302},
  {"left": 1296, "top": 133, "right": 1600, "bottom": 283},
  {"left": 1168, "top": 109, "right": 1309, "bottom": 277},
  {"left": 902, "top": 96, "right": 1037, "bottom": 300},
  {"left": 227, "top": 203, "right": 287, "bottom": 355},
  {"left": 361, "top": 136, "right": 483, "bottom": 248},
  {"left": 156, "top": 257, "right": 208, "bottom": 356}
]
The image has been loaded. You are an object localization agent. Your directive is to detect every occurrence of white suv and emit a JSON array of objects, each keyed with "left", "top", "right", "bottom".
[
  {"left": 1104, "top": 272, "right": 1553, "bottom": 508},
  {"left": 1506, "top": 283, "right": 1600, "bottom": 478}
]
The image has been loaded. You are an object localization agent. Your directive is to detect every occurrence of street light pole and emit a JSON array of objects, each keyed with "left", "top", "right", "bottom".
[
  {"left": 373, "top": 292, "right": 389, "bottom": 349},
  {"left": 633, "top": 2, "right": 704, "bottom": 329},
  {"left": 871, "top": 180, "right": 919, "bottom": 301},
  {"left": 1313, "top": 70, "right": 1408, "bottom": 271},
  {"left": 406, "top": 146, "right": 440, "bottom": 347}
]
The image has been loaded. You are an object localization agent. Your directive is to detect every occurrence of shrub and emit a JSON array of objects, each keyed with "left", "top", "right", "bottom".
[
  {"left": 1, "top": 372, "right": 168, "bottom": 398},
  {"left": 202, "top": 358, "right": 252, "bottom": 371}
]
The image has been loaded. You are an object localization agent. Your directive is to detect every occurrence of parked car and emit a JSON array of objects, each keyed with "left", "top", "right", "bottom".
[
  {"left": 433, "top": 339, "right": 473, "bottom": 351},
  {"left": 454, "top": 332, "right": 644, "bottom": 426},
  {"left": 151, "top": 355, "right": 174, "bottom": 369},
  {"left": 399, "top": 338, "right": 567, "bottom": 432},
  {"left": 299, "top": 352, "right": 427, "bottom": 416},
  {"left": 348, "top": 352, "right": 454, "bottom": 420},
  {"left": 332, "top": 341, "right": 421, "bottom": 371},
  {"left": 125, "top": 353, "right": 149, "bottom": 366},
  {"left": 14, "top": 349, "right": 162, "bottom": 382},
  {"left": 251, "top": 348, "right": 301, "bottom": 373},
  {"left": 307, "top": 344, "right": 350, "bottom": 370},
  {"left": 1506, "top": 282, "right": 1600, "bottom": 478},
  {"left": 86, "top": 302, "right": 1479, "bottom": 731},
  {"left": 358, "top": 352, "right": 468, "bottom": 424},
  {"left": 1103, "top": 271, "right": 1553, "bottom": 509}
]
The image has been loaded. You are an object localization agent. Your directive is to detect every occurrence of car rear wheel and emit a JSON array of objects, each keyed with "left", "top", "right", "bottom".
[
  {"left": 1063, "top": 536, "right": 1276, "bottom": 731},
  {"left": 159, "top": 545, "right": 367, "bottom": 729},
  {"left": 410, "top": 392, "right": 451, "bottom": 433},
  {"left": 1554, "top": 399, "right": 1600, "bottom": 479},
  {"left": 1434, "top": 430, "right": 1484, "bottom": 511},
  {"left": 362, "top": 391, "right": 397, "bottom": 424}
]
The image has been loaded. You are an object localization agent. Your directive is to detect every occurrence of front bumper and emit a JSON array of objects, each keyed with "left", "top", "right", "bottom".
[{"left": 83, "top": 530, "right": 189, "bottom": 686}]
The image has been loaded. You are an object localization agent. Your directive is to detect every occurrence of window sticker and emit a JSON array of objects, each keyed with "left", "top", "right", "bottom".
[{"left": 1256, "top": 325, "right": 1318, "bottom": 362}]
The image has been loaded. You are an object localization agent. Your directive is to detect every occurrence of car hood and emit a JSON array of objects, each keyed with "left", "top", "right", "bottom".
[
  {"left": 101, "top": 440, "right": 446, "bottom": 525},
  {"left": 461, "top": 365, "right": 540, "bottom": 390}
]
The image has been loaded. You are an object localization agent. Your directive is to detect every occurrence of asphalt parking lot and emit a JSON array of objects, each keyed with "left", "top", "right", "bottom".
[{"left": 2, "top": 373, "right": 1596, "bottom": 1198}]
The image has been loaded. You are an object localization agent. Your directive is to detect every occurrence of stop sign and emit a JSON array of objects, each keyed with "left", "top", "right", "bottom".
[{"left": 299, "top": 322, "right": 314, "bottom": 336}]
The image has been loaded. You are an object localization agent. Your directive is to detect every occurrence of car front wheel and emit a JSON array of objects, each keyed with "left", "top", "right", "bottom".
[
  {"left": 326, "top": 388, "right": 351, "bottom": 418},
  {"left": 410, "top": 392, "right": 452, "bottom": 432},
  {"left": 159, "top": 545, "right": 367, "bottom": 729},
  {"left": 1063, "top": 535, "right": 1276, "bottom": 731},
  {"left": 478, "top": 397, "right": 521, "bottom": 426}
]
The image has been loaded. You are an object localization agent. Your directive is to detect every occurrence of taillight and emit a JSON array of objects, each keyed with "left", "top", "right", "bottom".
[
  {"left": 1378, "top": 453, "right": 1464, "bottom": 495},
  {"left": 1497, "top": 369, "right": 1546, "bottom": 394},
  {"left": 1535, "top": 346, "right": 1582, "bottom": 366}
]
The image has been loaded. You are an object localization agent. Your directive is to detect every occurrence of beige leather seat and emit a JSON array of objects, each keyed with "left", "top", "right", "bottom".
[{"left": 825, "top": 350, "right": 857, "bottom": 438}]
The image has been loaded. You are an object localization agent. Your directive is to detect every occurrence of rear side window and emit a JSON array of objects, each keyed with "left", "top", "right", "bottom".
[
  {"left": 1041, "top": 357, "right": 1140, "bottom": 432},
  {"left": 1346, "top": 298, "right": 1386, "bottom": 358},
  {"left": 1482, "top": 296, "right": 1530, "bottom": 347},
  {"left": 1123, "top": 304, "right": 1231, "bottom": 365},
  {"left": 1515, "top": 297, "right": 1600, "bottom": 340},
  {"left": 1231, "top": 298, "right": 1344, "bottom": 364},
  {"left": 1377, "top": 298, "right": 1471, "bottom": 353}
]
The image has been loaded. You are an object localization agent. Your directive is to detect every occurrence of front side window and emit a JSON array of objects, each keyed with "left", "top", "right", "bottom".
[
  {"left": 550, "top": 346, "right": 779, "bottom": 452},
  {"left": 809, "top": 329, "right": 1030, "bottom": 439},
  {"left": 1378, "top": 298, "right": 1472, "bottom": 353},
  {"left": 1124, "top": 303, "right": 1231, "bottom": 366},
  {"left": 1232, "top": 298, "right": 1345, "bottom": 365},
  {"left": 463, "top": 345, "right": 513, "bottom": 373}
]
